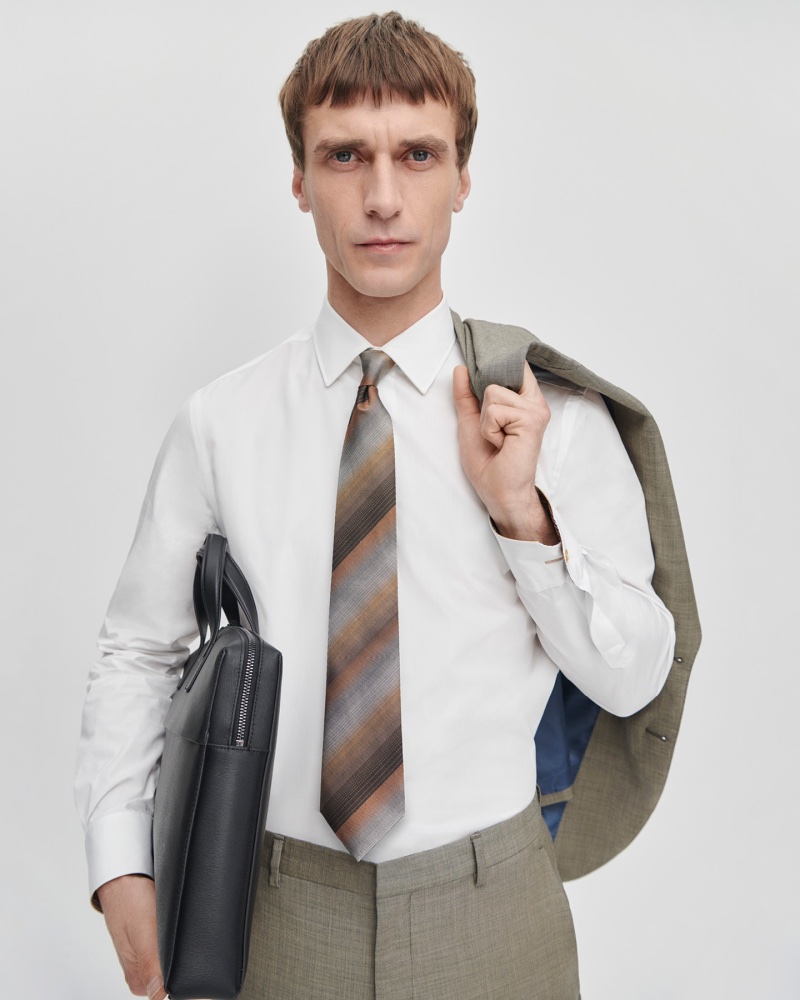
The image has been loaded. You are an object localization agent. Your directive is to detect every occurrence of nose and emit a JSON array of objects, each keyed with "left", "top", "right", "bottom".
[{"left": 363, "top": 157, "right": 402, "bottom": 220}]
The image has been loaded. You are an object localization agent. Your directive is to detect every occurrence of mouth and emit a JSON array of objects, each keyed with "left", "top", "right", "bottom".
[{"left": 357, "top": 239, "right": 410, "bottom": 253}]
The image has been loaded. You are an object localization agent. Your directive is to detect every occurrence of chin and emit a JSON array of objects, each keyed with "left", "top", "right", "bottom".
[
  {"left": 347, "top": 271, "right": 422, "bottom": 300},
  {"left": 360, "top": 283, "right": 418, "bottom": 300}
]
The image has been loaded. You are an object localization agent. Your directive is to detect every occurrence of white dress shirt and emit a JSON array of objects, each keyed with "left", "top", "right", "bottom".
[{"left": 74, "top": 295, "right": 675, "bottom": 899}]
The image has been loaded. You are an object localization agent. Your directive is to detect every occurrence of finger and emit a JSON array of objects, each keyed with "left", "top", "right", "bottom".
[
  {"left": 519, "top": 362, "right": 545, "bottom": 401},
  {"left": 452, "top": 365, "right": 480, "bottom": 419},
  {"left": 479, "top": 401, "right": 532, "bottom": 449},
  {"left": 482, "top": 384, "right": 519, "bottom": 409},
  {"left": 483, "top": 367, "right": 542, "bottom": 406}
]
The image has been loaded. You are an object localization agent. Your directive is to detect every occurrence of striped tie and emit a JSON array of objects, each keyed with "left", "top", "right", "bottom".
[{"left": 321, "top": 349, "right": 404, "bottom": 860}]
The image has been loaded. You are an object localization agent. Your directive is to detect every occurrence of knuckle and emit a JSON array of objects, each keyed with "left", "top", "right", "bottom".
[
  {"left": 484, "top": 384, "right": 507, "bottom": 406},
  {"left": 532, "top": 402, "right": 550, "bottom": 428}
]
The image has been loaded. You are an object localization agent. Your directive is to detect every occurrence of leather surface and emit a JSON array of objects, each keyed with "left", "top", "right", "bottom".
[{"left": 153, "top": 534, "right": 282, "bottom": 999}]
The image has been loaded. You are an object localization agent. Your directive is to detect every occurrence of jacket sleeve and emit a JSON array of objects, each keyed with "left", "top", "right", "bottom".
[
  {"left": 73, "top": 392, "right": 217, "bottom": 905},
  {"left": 493, "top": 386, "right": 675, "bottom": 717}
]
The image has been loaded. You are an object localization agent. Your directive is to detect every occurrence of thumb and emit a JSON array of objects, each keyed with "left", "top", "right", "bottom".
[
  {"left": 145, "top": 972, "right": 167, "bottom": 1000},
  {"left": 452, "top": 365, "right": 489, "bottom": 478},
  {"left": 138, "top": 944, "right": 165, "bottom": 999},
  {"left": 134, "top": 929, "right": 165, "bottom": 998},
  {"left": 518, "top": 361, "right": 544, "bottom": 401},
  {"left": 452, "top": 365, "right": 480, "bottom": 420}
]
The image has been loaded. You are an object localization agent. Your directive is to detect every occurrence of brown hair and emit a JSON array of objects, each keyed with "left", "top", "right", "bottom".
[{"left": 279, "top": 12, "right": 477, "bottom": 170}]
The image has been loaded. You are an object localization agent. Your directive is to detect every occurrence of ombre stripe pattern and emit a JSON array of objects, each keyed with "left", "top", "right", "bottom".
[{"left": 321, "top": 350, "right": 404, "bottom": 861}]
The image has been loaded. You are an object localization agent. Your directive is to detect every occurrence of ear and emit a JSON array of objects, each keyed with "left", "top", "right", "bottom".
[
  {"left": 453, "top": 165, "right": 471, "bottom": 213},
  {"left": 292, "top": 165, "right": 311, "bottom": 213}
]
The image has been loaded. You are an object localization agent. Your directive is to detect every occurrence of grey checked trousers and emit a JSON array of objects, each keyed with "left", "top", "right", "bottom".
[{"left": 239, "top": 796, "right": 580, "bottom": 1000}]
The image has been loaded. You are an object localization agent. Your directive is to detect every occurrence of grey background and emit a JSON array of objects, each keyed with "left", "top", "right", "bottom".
[{"left": 2, "top": 1, "right": 798, "bottom": 997}]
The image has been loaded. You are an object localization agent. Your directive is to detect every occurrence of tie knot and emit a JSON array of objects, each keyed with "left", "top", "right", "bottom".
[{"left": 359, "top": 350, "right": 395, "bottom": 387}]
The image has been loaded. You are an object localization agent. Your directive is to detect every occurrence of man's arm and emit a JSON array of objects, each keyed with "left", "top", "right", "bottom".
[
  {"left": 96, "top": 876, "right": 166, "bottom": 999},
  {"left": 75, "top": 394, "right": 216, "bottom": 995},
  {"left": 453, "top": 363, "right": 675, "bottom": 716},
  {"left": 452, "top": 363, "right": 557, "bottom": 545}
]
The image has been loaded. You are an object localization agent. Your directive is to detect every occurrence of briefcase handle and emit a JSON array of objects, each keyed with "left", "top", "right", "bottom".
[
  {"left": 193, "top": 533, "right": 260, "bottom": 642},
  {"left": 178, "top": 534, "right": 262, "bottom": 693}
]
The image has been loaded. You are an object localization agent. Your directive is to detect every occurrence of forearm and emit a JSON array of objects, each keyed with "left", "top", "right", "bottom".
[
  {"left": 489, "top": 488, "right": 560, "bottom": 546},
  {"left": 509, "top": 554, "right": 675, "bottom": 715},
  {"left": 492, "top": 386, "right": 676, "bottom": 716},
  {"left": 74, "top": 394, "right": 217, "bottom": 902},
  {"left": 96, "top": 874, "right": 167, "bottom": 999},
  {"left": 76, "top": 643, "right": 183, "bottom": 905}
]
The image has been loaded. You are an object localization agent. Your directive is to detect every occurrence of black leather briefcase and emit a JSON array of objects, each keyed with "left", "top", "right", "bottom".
[{"left": 153, "top": 533, "right": 282, "bottom": 1000}]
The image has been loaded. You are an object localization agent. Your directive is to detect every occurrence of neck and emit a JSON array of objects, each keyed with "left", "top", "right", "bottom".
[{"left": 326, "top": 266, "right": 443, "bottom": 346}]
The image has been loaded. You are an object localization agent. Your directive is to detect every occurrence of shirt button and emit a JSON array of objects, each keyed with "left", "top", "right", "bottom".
[{"left": 564, "top": 549, "right": 570, "bottom": 562}]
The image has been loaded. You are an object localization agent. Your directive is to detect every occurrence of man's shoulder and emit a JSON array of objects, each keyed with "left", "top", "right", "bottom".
[{"left": 191, "top": 322, "right": 316, "bottom": 409}]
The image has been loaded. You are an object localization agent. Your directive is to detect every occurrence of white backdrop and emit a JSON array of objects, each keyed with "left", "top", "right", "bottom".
[{"left": 2, "top": 2, "right": 798, "bottom": 998}]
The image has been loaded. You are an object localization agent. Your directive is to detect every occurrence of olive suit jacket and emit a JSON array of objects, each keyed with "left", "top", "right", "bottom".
[{"left": 455, "top": 313, "right": 701, "bottom": 880}]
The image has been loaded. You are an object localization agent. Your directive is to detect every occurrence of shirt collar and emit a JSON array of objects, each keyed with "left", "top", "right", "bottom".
[{"left": 313, "top": 294, "right": 455, "bottom": 395}]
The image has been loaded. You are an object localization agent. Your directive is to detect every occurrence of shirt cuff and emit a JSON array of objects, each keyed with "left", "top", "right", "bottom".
[
  {"left": 85, "top": 810, "right": 154, "bottom": 911},
  {"left": 490, "top": 517, "right": 569, "bottom": 593},
  {"left": 491, "top": 503, "right": 629, "bottom": 666},
  {"left": 549, "top": 505, "right": 630, "bottom": 664}
]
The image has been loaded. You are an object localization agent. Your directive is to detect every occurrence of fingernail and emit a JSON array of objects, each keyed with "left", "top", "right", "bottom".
[{"left": 146, "top": 976, "right": 163, "bottom": 999}]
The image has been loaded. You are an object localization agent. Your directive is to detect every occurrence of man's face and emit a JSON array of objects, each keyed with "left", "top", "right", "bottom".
[{"left": 292, "top": 95, "right": 470, "bottom": 308}]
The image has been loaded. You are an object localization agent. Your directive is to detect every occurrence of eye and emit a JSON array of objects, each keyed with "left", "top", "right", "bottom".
[
  {"left": 408, "top": 149, "right": 432, "bottom": 162},
  {"left": 332, "top": 150, "right": 355, "bottom": 163}
]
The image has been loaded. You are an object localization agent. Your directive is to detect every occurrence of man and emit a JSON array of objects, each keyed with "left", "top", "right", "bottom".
[{"left": 75, "top": 13, "right": 677, "bottom": 999}]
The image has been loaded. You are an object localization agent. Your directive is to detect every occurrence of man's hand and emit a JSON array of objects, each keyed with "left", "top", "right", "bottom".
[
  {"left": 96, "top": 875, "right": 167, "bottom": 999},
  {"left": 452, "top": 364, "right": 558, "bottom": 543}
]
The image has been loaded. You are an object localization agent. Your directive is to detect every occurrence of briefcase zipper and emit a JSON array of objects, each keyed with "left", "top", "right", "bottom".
[{"left": 232, "top": 630, "right": 257, "bottom": 748}]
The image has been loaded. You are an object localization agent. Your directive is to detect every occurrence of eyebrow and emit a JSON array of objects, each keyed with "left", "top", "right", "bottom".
[
  {"left": 398, "top": 135, "right": 451, "bottom": 155},
  {"left": 312, "top": 135, "right": 452, "bottom": 157},
  {"left": 313, "top": 138, "right": 368, "bottom": 156}
]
